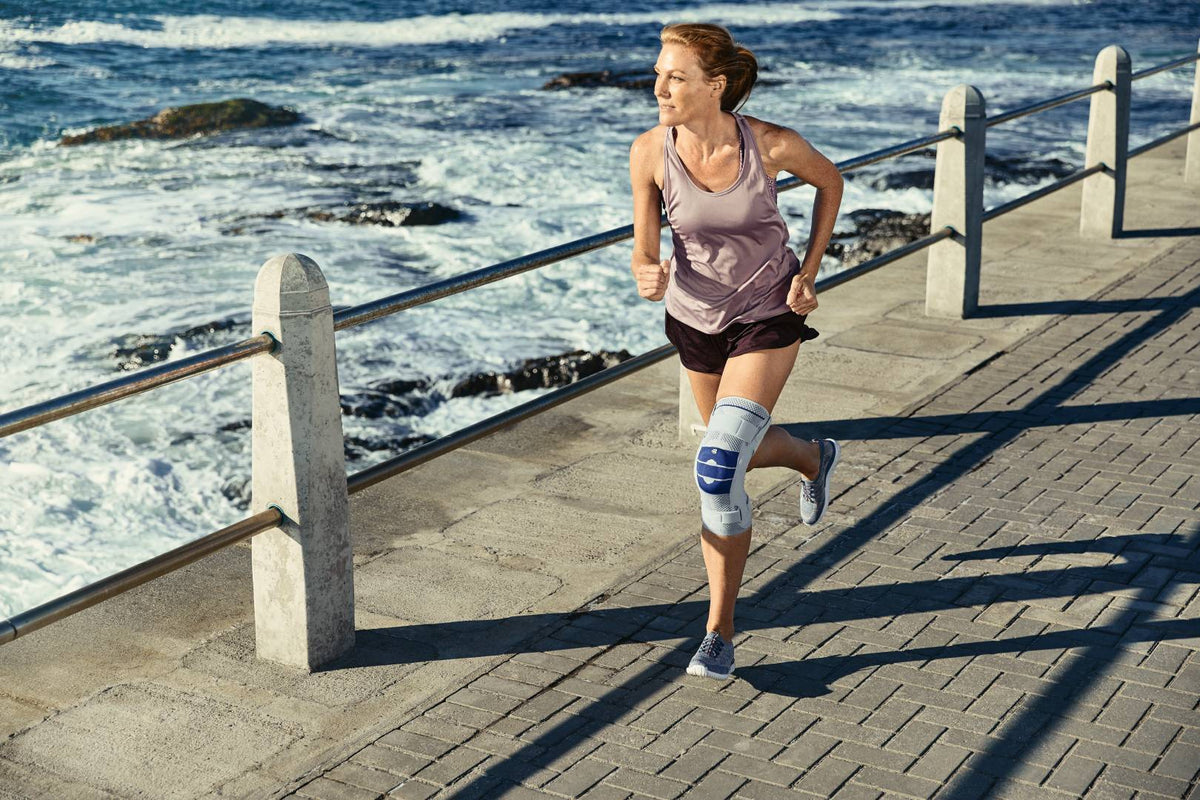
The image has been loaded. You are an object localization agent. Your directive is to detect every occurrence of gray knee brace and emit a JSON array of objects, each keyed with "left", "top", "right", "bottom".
[{"left": 695, "top": 397, "right": 771, "bottom": 537}]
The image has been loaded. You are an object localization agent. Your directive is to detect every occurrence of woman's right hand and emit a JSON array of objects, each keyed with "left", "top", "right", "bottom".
[{"left": 634, "top": 258, "right": 670, "bottom": 301}]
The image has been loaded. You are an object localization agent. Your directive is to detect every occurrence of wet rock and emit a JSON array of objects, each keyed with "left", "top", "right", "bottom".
[
  {"left": 341, "top": 378, "right": 438, "bottom": 420},
  {"left": 60, "top": 98, "right": 300, "bottom": 146},
  {"left": 450, "top": 349, "right": 634, "bottom": 398},
  {"left": 543, "top": 69, "right": 656, "bottom": 90},
  {"left": 109, "top": 316, "right": 249, "bottom": 371},
  {"left": 830, "top": 209, "right": 932, "bottom": 268},
  {"left": 307, "top": 201, "right": 462, "bottom": 227},
  {"left": 543, "top": 69, "right": 783, "bottom": 93},
  {"left": 224, "top": 201, "right": 461, "bottom": 234}
]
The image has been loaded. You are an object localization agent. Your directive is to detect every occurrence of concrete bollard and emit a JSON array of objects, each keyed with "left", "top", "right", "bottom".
[
  {"left": 251, "top": 253, "right": 355, "bottom": 672},
  {"left": 678, "top": 364, "right": 705, "bottom": 443},
  {"left": 1081, "top": 45, "right": 1131, "bottom": 238},
  {"left": 926, "top": 84, "right": 986, "bottom": 319},
  {"left": 1187, "top": 38, "right": 1200, "bottom": 185}
]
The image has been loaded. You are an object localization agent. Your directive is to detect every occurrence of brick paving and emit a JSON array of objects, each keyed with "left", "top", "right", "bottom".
[{"left": 286, "top": 238, "right": 1200, "bottom": 800}]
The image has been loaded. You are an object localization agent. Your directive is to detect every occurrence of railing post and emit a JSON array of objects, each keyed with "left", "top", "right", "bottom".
[
  {"left": 926, "top": 84, "right": 986, "bottom": 319},
  {"left": 1187, "top": 37, "right": 1200, "bottom": 184},
  {"left": 678, "top": 364, "right": 704, "bottom": 443},
  {"left": 251, "top": 253, "right": 355, "bottom": 672},
  {"left": 1080, "top": 45, "right": 1131, "bottom": 238}
]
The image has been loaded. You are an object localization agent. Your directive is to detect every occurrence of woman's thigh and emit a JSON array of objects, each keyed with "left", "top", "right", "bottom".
[
  {"left": 715, "top": 341, "right": 801, "bottom": 415},
  {"left": 686, "top": 368, "right": 722, "bottom": 426}
]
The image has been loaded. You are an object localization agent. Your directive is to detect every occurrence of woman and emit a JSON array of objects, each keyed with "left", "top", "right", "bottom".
[{"left": 628, "top": 23, "right": 844, "bottom": 680}]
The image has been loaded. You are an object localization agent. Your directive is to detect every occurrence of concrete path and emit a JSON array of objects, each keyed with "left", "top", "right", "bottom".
[
  {"left": 0, "top": 140, "right": 1196, "bottom": 799},
  {"left": 279, "top": 235, "right": 1200, "bottom": 800}
]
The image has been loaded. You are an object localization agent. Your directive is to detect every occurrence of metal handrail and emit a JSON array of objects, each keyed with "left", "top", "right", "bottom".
[
  {"left": 1129, "top": 119, "right": 1200, "bottom": 159},
  {"left": 347, "top": 344, "right": 677, "bottom": 494},
  {"left": 988, "top": 81, "right": 1112, "bottom": 128},
  {"left": 1132, "top": 51, "right": 1200, "bottom": 81},
  {"left": 982, "top": 163, "right": 1107, "bottom": 222},
  {"left": 0, "top": 334, "right": 276, "bottom": 439},
  {"left": 0, "top": 508, "right": 283, "bottom": 645},
  {"left": 3, "top": 47, "right": 1198, "bottom": 643}
]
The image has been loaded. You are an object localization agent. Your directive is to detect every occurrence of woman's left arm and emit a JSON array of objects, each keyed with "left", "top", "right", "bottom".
[{"left": 767, "top": 126, "right": 844, "bottom": 284}]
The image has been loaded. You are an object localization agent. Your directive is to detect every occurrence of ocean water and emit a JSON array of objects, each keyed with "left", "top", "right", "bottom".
[{"left": 0, "top": 0, "right": 1195, "bottom": 617}]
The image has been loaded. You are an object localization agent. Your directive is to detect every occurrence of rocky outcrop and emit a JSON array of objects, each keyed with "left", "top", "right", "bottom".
[
  {"left": 827, "top": 209, "right": 932, "bottom": 267},
  {"left": 223, "top": 201, "right": 461, "bottom": 235},
  {"left": 543, "top": 70, "right": 656, "bottom": 90},
  {"left": 449, "top": 350, "right": 633, "bottom": 398},
  {"left": 108, "top": 316, "right": 250, "bottom": 370},
  {"left": 306, "top": 201, "right": 462, "bottom": 227},
  {"left": 60, "top": 98, "right": 300, "bottom": 146},
  {"left": 542, "top": 69, "right": 782, "bottom": 92}
]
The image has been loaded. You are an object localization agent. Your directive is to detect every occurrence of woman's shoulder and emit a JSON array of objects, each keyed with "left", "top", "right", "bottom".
[
  {"left": 629, "top": 124, "right": 669, "bottom": 158},
  {"left": 739, "top": 114, "right": 805, "bottom": 172},
  {"left": 739, "top": 114, "right": 793, "bottom": 150}
]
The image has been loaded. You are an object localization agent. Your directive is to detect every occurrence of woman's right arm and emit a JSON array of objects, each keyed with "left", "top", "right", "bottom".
[{"left": 629, "top": 131, "right": 669, "bottom": 301}]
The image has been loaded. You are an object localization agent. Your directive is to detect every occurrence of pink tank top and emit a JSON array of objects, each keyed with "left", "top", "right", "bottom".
[{"left": 662, "top": 112, "right": 801, "bottom": 334}]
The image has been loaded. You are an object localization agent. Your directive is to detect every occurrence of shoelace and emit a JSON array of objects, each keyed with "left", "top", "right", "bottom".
[{"left": 699, "top": 633, "right": 724, "bottom": 659}]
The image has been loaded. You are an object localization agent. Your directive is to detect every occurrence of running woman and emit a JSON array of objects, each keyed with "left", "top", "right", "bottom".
[{"left": 628, "top": 23, "right": 844, "bottom": 681}]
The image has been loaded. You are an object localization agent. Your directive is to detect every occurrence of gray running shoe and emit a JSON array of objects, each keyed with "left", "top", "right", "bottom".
[
  {"left": 686, "top": 631, "right": 734, "bottom": 680},
  {"left": 800, "top": 438, "right": 841, "bottom": 525}
]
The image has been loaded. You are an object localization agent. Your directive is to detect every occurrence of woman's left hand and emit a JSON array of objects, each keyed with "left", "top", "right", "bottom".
[{"left": 787, "top": 273, "right": 818, "bottom": 315}]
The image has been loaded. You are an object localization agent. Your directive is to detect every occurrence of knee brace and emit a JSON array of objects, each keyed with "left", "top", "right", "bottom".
[{"left": 695, "top": 397, "right": 771, "bottom": 537}]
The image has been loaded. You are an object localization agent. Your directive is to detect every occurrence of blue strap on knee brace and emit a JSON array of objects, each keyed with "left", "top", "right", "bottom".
[{"left": 695, "top": 397, "right": 771, "bottom": 536}]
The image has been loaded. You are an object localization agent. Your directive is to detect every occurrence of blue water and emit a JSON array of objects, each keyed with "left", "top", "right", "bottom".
[{"left": 0, "top": 0, "right": 1195, "bottom": 616}]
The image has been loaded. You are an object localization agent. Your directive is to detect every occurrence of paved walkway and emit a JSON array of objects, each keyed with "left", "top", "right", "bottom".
[{"left": 280, "top": 235, "right": 1200, "bottom": 800}]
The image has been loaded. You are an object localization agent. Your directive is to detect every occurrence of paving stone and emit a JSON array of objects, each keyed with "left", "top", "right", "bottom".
[
  {"left": 1044, "top": 755, "right": 1105, "bottom": 795},
  {"left": 793, "top": 757, "right": 860, "bottom": 796},
  {"left": 540, "top": 758, "right": 617, "bottom": 798},
  {"left": 325, "top": 762, "right": 406, "bottom": 793},
  {"left": 600, "top": 767, "right": 689, "bottom": 800},
  {"left": 353, "top": 745, "right": 432, "bottom": 778},
  {"left": 686, "top": 769, "right": 746, "bottom": 800},
  {"left": 295, "top": 777, "right": 385, "bottom": 800},
  {"left": 659, "top": 744, "right": 728, "bottom": 784}
]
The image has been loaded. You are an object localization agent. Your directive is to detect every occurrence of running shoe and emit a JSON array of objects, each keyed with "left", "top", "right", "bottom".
[
  {"left": 686, "top": 631, "right": 734, "bottom": 680},
  {"left": 800, "top": 438, "right": 841, "bottom": 525}
]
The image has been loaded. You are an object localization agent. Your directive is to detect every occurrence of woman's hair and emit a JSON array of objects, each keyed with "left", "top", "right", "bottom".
[{"left": 659, "top": 23, "right": 758, "bottom": 113}]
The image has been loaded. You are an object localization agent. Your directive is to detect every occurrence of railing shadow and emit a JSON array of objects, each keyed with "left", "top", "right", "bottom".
[
  {"left": 970, "top": 294, "right": 1196, "bottom": 318},
  {"left": 350, "top": 277, "right": 1199, "bottom": 798},
  {"left": 1118, "top": 226, "right": 1200, "bottom": 238}
]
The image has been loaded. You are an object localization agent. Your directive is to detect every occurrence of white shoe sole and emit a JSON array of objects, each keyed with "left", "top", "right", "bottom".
[
  {"left": 808, "top": 439, "right": 841, "bottom": 525},
  {"left": 686, "top": 663, "right": 733, "bottom": 680}
]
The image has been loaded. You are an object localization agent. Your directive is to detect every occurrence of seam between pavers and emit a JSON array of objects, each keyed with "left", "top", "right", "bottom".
[{"left": 279, "top": 236, "right": 1200, "bottom": 799}]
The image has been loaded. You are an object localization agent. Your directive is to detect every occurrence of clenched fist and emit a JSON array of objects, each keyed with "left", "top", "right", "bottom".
[
  {"left": 787, "top": 272, "right": 818, "bottom": 315},
  {"left": 634, "top": 258, "right": 671, "bottom": 302}
]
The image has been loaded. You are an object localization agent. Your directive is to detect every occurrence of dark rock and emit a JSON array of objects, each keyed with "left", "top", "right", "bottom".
[
  {"left": 450, "top": 349, "right": 633, "bottom": 398},
  {"left": 108, "top": 315, "right": 249, "bottom": 371},
  {"left": 543, "top": 69, "right": 656, "bottom": 90},
  {"left": 341, "top": 377, "right": 439, "bottom": 420},
  {"left": 830, "top": 209, "right": 931, "bottom": 268},
  {"left": 61, "top": 98, "right": 300, "bottom": 146},
  {"left": 307, "top": 201, "right": 462, "bottom": 227},
  {"left": 543, "top": 69, "right": 783, "bottom": 93}
]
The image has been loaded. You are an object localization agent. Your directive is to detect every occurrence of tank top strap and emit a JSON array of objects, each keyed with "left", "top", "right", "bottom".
[{"left": 733, "top": 112, "right": 777, "bottom": 203}]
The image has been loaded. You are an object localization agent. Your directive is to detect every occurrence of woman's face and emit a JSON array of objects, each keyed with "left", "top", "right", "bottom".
[{"left": 654, "top": 43, "right": 723, "bottom": 125}]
